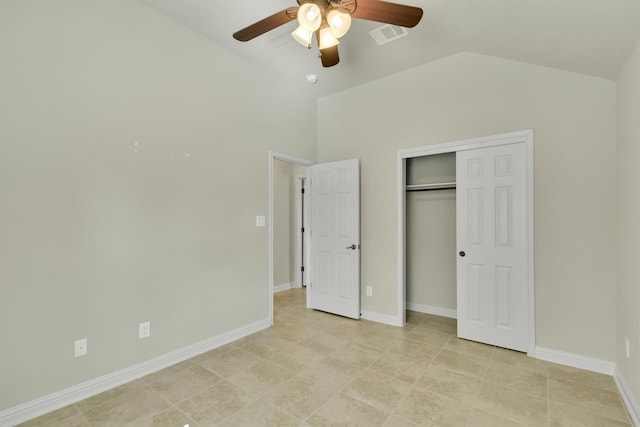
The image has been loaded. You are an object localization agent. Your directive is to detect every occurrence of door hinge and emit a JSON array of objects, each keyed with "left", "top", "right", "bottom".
[
  {"left": 301, "top": 227, "right": 305, "bottom": 233},
  {"left": 301, "top": 188, "right": 305, "bottom": 194},
  {"left": 301, "top": 266, "right": 305, "bottom": 272}
]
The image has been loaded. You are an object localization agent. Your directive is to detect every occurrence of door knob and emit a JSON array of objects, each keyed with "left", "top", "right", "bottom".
[
  {"left": 459, "top": 251, "right": 466, "bottom": 257},
  {"left": 346, "top": 244, "right": 357, "bottom": 250}
]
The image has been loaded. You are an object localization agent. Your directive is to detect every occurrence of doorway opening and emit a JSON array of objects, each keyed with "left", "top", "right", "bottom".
[{"left": 268, "top": 151, "right": 313, "bottom": 325}]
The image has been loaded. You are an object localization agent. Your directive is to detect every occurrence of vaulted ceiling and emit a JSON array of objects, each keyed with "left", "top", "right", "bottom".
[{"left": 141, "top": 0, "right": 640, "bottom": 96}]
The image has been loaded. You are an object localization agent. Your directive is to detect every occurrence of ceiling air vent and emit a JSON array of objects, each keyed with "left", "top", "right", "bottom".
[{"left": 369, "top": 24, "right": 409, "bottom": 46}]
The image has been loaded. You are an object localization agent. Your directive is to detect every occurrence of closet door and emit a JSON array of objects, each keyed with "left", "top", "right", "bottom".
[{"left": 456, "top": 143, "right": 528, "bottom": 352}]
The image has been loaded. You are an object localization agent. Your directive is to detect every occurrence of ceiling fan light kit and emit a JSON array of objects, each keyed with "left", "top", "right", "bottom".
[
  {"left": 292, "top": 26, "right": 313, "bottom": 47},
  {"left": 298, "top": 3, "right": 322, "bottom": 31},
  {"left": 233, "top": 0, "right": 424, "bottom": 68},
  {"left": 326, "top": 9, "right": 352, "bottom": 38},
  {"left": 318, "top": 26, "right": 340, "bottom": 49}
]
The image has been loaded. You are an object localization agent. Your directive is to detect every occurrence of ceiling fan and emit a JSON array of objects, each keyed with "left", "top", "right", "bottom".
[{"left": 233, "top": 0, "right": 423, "bottom": 67}]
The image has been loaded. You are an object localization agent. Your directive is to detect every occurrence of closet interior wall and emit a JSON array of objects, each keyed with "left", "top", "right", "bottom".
[{"left": 405, "top": 153, "right": 457, "bottom": 314}]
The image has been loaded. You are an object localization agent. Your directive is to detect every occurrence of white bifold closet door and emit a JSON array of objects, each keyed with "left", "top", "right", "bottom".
[{"left": 456, "top": 143, "right": 528, "bottom": 352}]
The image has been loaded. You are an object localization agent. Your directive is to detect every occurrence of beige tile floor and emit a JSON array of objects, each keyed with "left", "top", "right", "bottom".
[{"left": 20, "top": 288, "right": 632, "bottom": 426}]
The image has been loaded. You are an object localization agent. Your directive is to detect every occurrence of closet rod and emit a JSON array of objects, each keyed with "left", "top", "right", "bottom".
[{"left": 406, "top": 182, "right": 456, "bottom": 192}]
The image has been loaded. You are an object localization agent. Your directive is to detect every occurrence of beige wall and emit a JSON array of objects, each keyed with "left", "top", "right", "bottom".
[
  {"left": 617, "top": 37, "right": 640, "bottom": 408},
  {"left": 273, "top": 160, "right": 308, "bottom": 287},
  {"left": 317, "top": 52, "right": 618, "bottom": 360},
  {"left": 0, "top": 0, "right": 316, "bottom": 410}
]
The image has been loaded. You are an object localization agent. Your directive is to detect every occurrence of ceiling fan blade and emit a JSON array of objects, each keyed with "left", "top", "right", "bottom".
[
  {"left": 352, "top": 0, "right": 423, "bottom": 28},
  {"left": 233, "top": 7, "right": 298, "bottom": 42},
  {"left": 320, "top": 45, "right": 340, "bottom": 67}
]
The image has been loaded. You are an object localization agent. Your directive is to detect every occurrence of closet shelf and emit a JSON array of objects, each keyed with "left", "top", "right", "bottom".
[{"left": 406, "top": 182, "right": 456, "bottom": 192}]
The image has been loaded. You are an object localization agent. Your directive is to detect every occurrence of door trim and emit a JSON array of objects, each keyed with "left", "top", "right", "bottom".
[
  {"left": 294, "top": 176, "right": 307, "bottom": 288},
  {"left": 268, "top": 151, "right": 313, "bottom": 325},
  {"left": 396, "top": 129, "right": 535, "bottom": 355}
]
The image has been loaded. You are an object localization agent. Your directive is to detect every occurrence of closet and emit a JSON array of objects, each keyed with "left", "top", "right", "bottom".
[
  {"left": 400, "top": 132, "right": 533, "bottom": 353},
  {"left": 405, "top": 153, "right": 457, "bottom": 317}
]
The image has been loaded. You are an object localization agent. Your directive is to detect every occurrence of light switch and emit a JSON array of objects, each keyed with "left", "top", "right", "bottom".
[{"left": 256, "top": 215, "right": 266, "bottom": 227}]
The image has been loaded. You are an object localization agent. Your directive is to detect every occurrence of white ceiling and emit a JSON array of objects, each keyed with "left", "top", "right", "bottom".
[{"left": 140, "top": 0, "right": 640, "bottom": 96}]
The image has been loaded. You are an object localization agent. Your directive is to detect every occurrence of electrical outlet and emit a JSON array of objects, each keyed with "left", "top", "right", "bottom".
[
  {"left": 625, "top": 337, "right": 631, "bottom": 358},
  {"left": 139, "top": 321, "right": 151, "bottom": 339},
  {"left": 366, "top": 286, "right": 373, "bottom": 297},
  {"left": 74, "top": 338, "right": 87, "bottom": 357}
]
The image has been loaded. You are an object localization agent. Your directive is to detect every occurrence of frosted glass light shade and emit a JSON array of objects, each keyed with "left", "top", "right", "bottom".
[
  {"left": 327, "top": 10, "right": 352, "bottom": 38},
  {"left": 291, "top": 25, "right": 312, "bottom": 47},
  {"left": 298, "top": 3, "right": 322, "bottom": 32},
  {"left": 318, "top": 27, "right": 339, "bottom": 49}
]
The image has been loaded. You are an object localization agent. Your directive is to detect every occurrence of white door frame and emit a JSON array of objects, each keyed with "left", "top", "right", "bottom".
[
  {"left": 396, "top": 129, "right": 535, "bottom": 355},
  {"left": 295, "top": 176, "right": 307, "bottom": 288},
  {"left": 268, "top": 151, "right": 313, "bottom": 325}
]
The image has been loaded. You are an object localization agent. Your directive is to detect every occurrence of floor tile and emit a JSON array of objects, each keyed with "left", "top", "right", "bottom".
[
  {"left": 484, "top": 361, "right": 547, "bottom": 398},
  {"left": 548, "top": 378, "right": 630, "bottom": 423},
  {"left": 227, "top": 360, "right": 293, "bottom": 397},
  {"left": 387, "top": 339, "right": 442, "bottom": 364},
  {"left": 235, "top": 329, "right": 292, "bottom": 358},
  {"left": 262, "top": 374, "right": 335, "bottom": 421},
  {"left": 194, "top": 346, "right": 261, "bottom": 378},
  {"left": 490, "top": 348, "right": 549, "bottom": 375},
  {"left": 431, "top": 349, "right": 490, "bottom": 378},
  {"left": 474, "top": 382, "right": 547, "bottom": 426},
  {"left": 175, "top": 380, "right": 255, "bottom": 426},
  {"left": 343, "top": 370, "right": 413, "bottom": 413},
  {"left": 353, "top": 329, "right": 402, "bottom": 351},
  {"left": 328, "top": 341, "right": 384, "bottom": 367},
  {"left": 297, "top": 330, "right": 351, "bottom": 355},
  {"left": 548, "top": 363, "right": 618, "bottom": 392},
  {"left": 445, "top": 337, "right": 495, "bottom": 359},
  {"left": 265, "top": 341, "right": 325, "bottom": 372},
  {"left": 416, "top": 364, "right": 482, "bottom": 405},
  {"left": 217, "top": 399, "right": 303, "bottom": 426},
  {"left": 464, "top": 409, "right": 523, "bottom": 426},
  {"left": 17, "top": 405, "right": 88, "bottom": 427},
  {"left": 190, "top": 344, "right": 235, "bottom": 364},
  {"left": 300, "top": 355, "right": 362, "bottom": 390},
  {"left": 369, "top": 353, "right": 428, "bottom": 385},
  {"left": 548, "top": 400, "right": 632, "bottom": 426},
  {"left": 76, "top": 380, "right": 170, "bottom": 426},
  {"left": 306, "top": 393, "right": 389, "bottom": 427},
  {"left": 405, "top": 326, "right": 453, "bottom": 347},
  {"left": 131, "top": 406, "right": 198, "bottom": 427},
  {"left": 381, "top": 415, "right": 417, "bottom": 426},
  {"left": 146, "top": 364, "right": 223, "bottom": 403},
  {"left": 395, "top": 387, "right": 470, "bottom": 426}
]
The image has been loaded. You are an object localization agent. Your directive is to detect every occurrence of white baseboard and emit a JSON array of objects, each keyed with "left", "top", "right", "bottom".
[
  {"left": 0, "top": 318, "right": 271, "bottom": 427},
  {"left": 406, "top": 302, "right": 457, "bottom": 319},
  {"left": 360, "top": 310, "right": 403, "bottom": 327},
  {"left": 533, "top": 346, "right": 615, "bottom": 375},
  {"left": 274, "top": 282, "right": 294, "bottom": 293},
  {"left": 615, "top": 366, "right": 640, "bottom": 427},
  {"left": 529, "top": 347, "right": 640, "bottom": 425}
]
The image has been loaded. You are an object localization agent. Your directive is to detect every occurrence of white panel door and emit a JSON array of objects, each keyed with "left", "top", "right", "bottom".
[
  {"left": 456, "top": 143, "right": 528, "bottom": 351},
  {"left": 309, "top": 159, "right": 360, "bottom": 319}
]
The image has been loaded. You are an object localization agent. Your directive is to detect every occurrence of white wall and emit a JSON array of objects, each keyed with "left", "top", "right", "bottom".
[
  {"left": 317, "top": 52, "right": 618, "bottom": 360},
  {"left": 616, "top": 37, "right": 640, "bottom": 411},
  {"left": 0, "top": 0, "right": 316, "bottom": 410}
]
